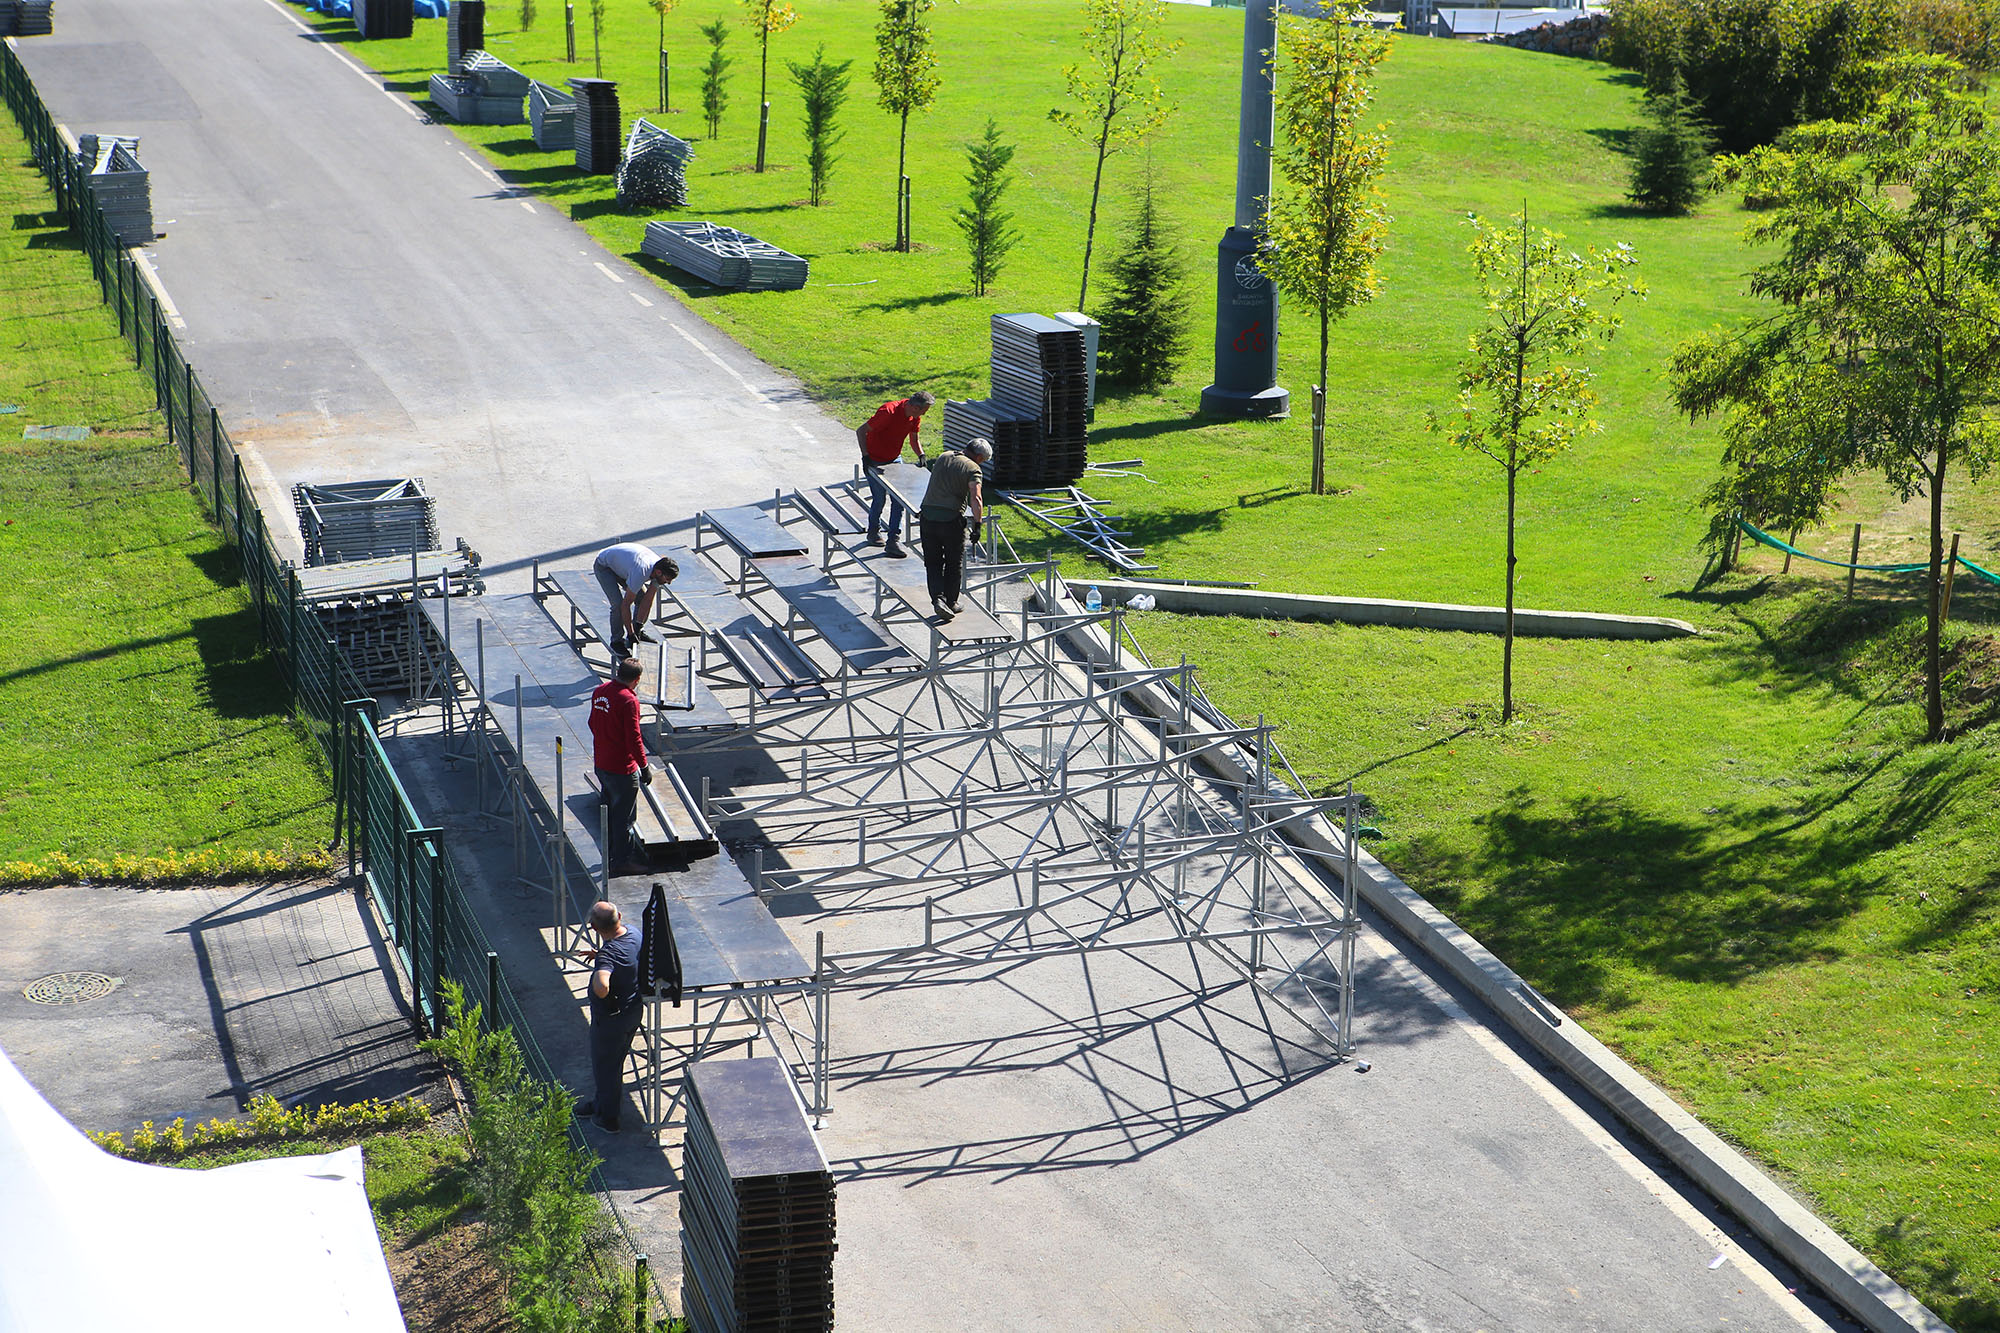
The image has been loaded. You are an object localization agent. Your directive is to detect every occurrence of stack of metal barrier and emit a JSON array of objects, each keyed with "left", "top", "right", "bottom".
[
  {"left": 680, "top": 1059, "right": 835, "bottom": 1333},
  {"left": 615, "top": 118, "right": 694, "bottom": 208},
  {"left": 295, "top": 479, "right": 439, "bottom": 567},
  {"left": 446, "top": 0, "right": 483, "bottom": 73},
  {"left": 990, "top": 313, "right": 1089, "bottom": 487},
  {"left": 569, "top": 77, "right": 621, "bottom": 174},
  {"left": 7, "top": 1, "right": 52, "bottom": 36},
  {"left": 77, "top": 135, "right": 150, "bottom": 244},
  {"left": 353, "top": 0, "right": 413, "bottom": 39},
  {"left": 640, "top": 220, "right": 808, "bottom": 291},
  {"left": 430, "top": 52, "right": 528, "bottom": 125},
  {"left": 942, "top": 400, "right": 1042, "bottom": 491},
  {"left": 529, "top": 80, "right": 576, "bottom": 151},
  {"left": 295, "top": 543, "right": 484, "bottom": 692}
]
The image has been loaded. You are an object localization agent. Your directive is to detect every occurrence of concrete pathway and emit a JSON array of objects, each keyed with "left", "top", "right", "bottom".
[{"left": 16, "top": 4, "right": 1861, "bottom": 1329}]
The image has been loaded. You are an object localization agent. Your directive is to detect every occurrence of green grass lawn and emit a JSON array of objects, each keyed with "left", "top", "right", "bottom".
[
  {"left": 0, "top": 119, "right": 331, "bottom": 877},
  {"left": 276, "top": 5, "right": 2000, "bottom": 1324}
]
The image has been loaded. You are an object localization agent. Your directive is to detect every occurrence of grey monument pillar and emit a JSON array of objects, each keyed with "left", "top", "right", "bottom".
[{"left": 1200, "top": 0, "right": 1289, "bottom": 420}]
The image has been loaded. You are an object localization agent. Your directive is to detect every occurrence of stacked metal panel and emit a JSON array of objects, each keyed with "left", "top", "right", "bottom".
[
  {"left": 569, "top": 78, "right": 621, "bottom": 175},
  {"left": 430, "top": 53, "right": 528, "bottom": 125},
  {"left": 990, "top": 313, "right": 1089, "bottom": 487},
  {"left": 942, "top": 399, "right": 1041, "bottom": 492},
  {"left": 77, "top": 135, "right": 150, "bottom": 245},
  {"left": 296, "top": 545, "right": 485, "bottom": 692},
  {"left": 352, "top": 0, "right": 413, "bottom": 39},
  {"left": 11, "top": 1, "right": 52, "bottom": 36},
  {"left": 294, "top": 478, "right": 440, "bottom": 567},
  {"left": 446, "top": 0, "right": 483, "bottom": 73},
  {"left": 615, "top": 118, "right": 694, "bottom": 208},
  {"left": 641, "top": 220, "right": 808, "bottom": 292},
  {"left": 680, "top": 1059, "right": 835, "bottom": 1333},
  {"left": 529, "top": 80, "right": 576, "bottom": 151}
]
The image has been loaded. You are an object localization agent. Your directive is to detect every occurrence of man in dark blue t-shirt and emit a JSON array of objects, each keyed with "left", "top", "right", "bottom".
[{"left": 577, "top": 900, "right": 643, "bottom": 1133}]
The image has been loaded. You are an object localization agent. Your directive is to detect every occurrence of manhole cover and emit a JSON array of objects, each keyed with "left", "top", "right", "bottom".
[{"left": 23, "top": 972, "right": 120, "bottom": 1005}]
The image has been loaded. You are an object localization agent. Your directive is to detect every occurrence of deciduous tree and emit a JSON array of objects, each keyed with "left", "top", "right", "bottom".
[
  {"left": 1262, "top": 0, "right": 1391, "bottom": 495},
  {"left": 650, "top": 0, "right": 683, "bottom": 112},
  {"left": 1429, "top": 212, "right": 1643, "bottom": 724},
  {"left": 745, "top": 0, "right": 801, "bottom": 171},
  {"left": 874, "top": 0, "right": 940, "bottom": 250},
  {"left": 1671, "top": 55, "right": 2000, "bottom": 741},
  {"left": 1050, "top": 0, "right": 1181, "bottom": 312}
]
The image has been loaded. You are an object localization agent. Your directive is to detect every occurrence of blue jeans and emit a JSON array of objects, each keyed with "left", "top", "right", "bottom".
[{"left": 864, "top": 462, "right": 905, "bottom": 540}]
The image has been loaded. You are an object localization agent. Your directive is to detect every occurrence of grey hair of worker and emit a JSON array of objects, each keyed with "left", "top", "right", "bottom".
[
  {"left": 589, "top": 901, "right": 621, "bottom": 932},
  {"left": 966, "top": 438, "right": 993, "bottom": 461}
]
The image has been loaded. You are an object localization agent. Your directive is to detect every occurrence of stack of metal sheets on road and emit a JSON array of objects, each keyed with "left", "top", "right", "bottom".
[
  {"left": 8, "top": 1, "right": 52, "bottom": 36},
  {"left": 641, "top": 220, "right": 808, "bottom": 291},
  {"left": 296, "top": 544, "right": 484, "bottom": 692},
  {"left": 295, "top": 478, "right": 440, "bottom": 567},
  {"left": 77, "top": 135, "right": 150, "bottom": 245},
  {"left": 430, "top": 52, "right": 528, "bottom": 125},
  {"left": 529, "top": 80, "right": 576, "bottom": 151},
  {"left": 680, "top": 1059, "right": 835, "bottom": 1333},
  {"left": 446, "top": 0, "right": 483, "bottom": 73},
  {"left": 615, "top": 118, "right": 694, "bottom": 208},
  {"left": 990, "top": 313, "right": 1089, "bottom": 487},
  {"left": 569, "top": 78, "right": 621, "bottom": 175},
  {"left": 352, "top": 0, "right": 412, "bottom": 39},
  {"left": 943, "top": 399, "right": 1042, "bottom": 492}
]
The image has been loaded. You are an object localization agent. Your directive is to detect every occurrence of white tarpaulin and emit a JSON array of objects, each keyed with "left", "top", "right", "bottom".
[{"left": 0, "top": 1045, "right": 408, "bottom": 1333}]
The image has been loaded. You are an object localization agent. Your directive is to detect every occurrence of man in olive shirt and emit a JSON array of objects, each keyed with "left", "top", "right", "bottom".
[{"left": 917, "top": 438, "right": 991, "bottom": 622}]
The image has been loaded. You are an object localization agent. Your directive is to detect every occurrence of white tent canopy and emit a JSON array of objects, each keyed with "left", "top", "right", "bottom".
[{"left": 0, "top": 1045, "right": 407, "bottom": 1333}]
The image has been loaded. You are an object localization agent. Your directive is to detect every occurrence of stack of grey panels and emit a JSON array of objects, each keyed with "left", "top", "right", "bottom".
[
  {"left": 615, "top": 118, "right": 695, "bottom": 208},
  {"left": 569, "top": 78, "right": 621, "bottom": 174},
  {"left": 78, "top": 135, "right": 150, "bottom": 245},
  {"left": 641, "top": 220, "right": 808, "bottom": 292},
  {"left": 353, "top": 0, "right": 412, "bottom": 39},
  {"left": 294, "top": 478, "right": 440, "bottom": 567},
  {"left": 429, "top": 52, "right": 527, "bottom": 125},
  {"left": 13, "top": 0, "right": 51, "bottom": 35},
  {"left": 529, "top": 80, "right": 576, "bottom": 151},
  {"left": 297, "top": 545, "right": 484, "bottom": 692},
  {"left": 0, "top": 3, "right": 18, "bottom": 35},
  {"left": 446, "top": 0, "right": 483, "bottom": 73},
  {"left": 680, "top": 1058, "right": 835, "bottom": 1333},
  {"left": 989, "top": 313, "right": 1089, "bottom": 487},
  {"left": 943, "top": 400, "right": 1041, "bottom": 492}
]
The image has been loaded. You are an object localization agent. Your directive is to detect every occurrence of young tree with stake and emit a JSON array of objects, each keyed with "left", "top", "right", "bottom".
[
  {"left": 745, "top": 0, "right": 800, "bottom": 172},
  {"left": 650, "top": 0, "right": 683, "bottom": 112},
  {"left": 1262, "top": 0, "right": 1391, "bottom": 495},
  {"left": 1672, "top": 55, "right": 2000, "bottom": 742},
  {"left": 590, "top": 0, "right": 607, "bottom": 77},
  {"left": 1429, "top": 212, "right": 1642, "bottom": 725},
  {"left": 955, "top": 119, "right": 1020, "bottom": 296},
  {"left": 1050, "top": 0, "right": 1182, "bottom": 312},
  {"left": 874, "top": 0, "right": 940, "bottom": 252}
]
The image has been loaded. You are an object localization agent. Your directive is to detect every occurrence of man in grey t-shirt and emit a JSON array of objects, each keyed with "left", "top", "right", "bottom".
[
  {"left": 917, "top": 439, "right": 990, "bottom": 622},
  {"left": 593, "top": 542, "right": 679, "bottom": 654}
]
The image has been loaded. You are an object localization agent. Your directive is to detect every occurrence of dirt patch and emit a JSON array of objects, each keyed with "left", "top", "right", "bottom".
[{"left": 387, "top": 1222, "right": 511, "bottom": 1333}]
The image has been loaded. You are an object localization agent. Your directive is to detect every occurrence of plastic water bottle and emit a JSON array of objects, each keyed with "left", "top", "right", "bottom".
[{"left": 1085, "top": 586, "right": 1102, "bottom": 613}]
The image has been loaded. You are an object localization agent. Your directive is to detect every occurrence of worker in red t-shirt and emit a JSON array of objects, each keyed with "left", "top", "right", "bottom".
[
  {"left": 854, "top": 390, "right": 935, "bottom": 558},
  {"left": 589, "top": 657, "right": 652, "bottom": 877}
]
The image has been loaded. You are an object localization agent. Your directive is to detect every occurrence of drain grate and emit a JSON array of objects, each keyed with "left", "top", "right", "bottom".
[{"left": 23, "top": 972, "right": 120, "bottom": 1005}]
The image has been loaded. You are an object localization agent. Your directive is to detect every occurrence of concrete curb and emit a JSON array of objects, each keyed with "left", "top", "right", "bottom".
[
  {"left": 1037, "top": 587, "right": 1951, "bottom": 1333},
  {"left": 1090, "top": 579, "right": 1699, "bottom": 641}
]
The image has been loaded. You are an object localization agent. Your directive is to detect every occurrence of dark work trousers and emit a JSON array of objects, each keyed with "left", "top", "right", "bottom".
[
  {"left": 588, "top": 999, "right": 644, "bottom": 1129},
  {"left": 920, "top": 514, "right": 966, "bottom": 606},
  {"left": 596, "top": 768, "right": 642, "bottom": 865}
]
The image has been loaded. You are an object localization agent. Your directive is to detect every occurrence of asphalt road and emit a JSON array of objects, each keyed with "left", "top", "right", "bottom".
[{"left": 14, "top": 4, "right": 1863, "bottom": 1329}]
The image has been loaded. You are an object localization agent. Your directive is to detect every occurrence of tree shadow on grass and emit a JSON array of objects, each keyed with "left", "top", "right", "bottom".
[
  {"left": 1087, "top": 412, "right": 1213, "bottom": 447},
  {"left": 1867, "top": 1216, "right": 1999, "bottom": 1333},
  {"left": 1399, "top": 746, "right": 1974, "bottom": 1009},
  {"left": 858, "top": 290, "right": 970, "bottom": 314},
  {"left": 1585, "top": 126, "right": 1641, "bottom": 158}
]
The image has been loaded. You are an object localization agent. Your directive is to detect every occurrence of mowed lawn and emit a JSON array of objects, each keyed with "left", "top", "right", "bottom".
[
  {"left": 302, "top": 5, "right": 1999, "bottom": 1324},
  {"left": 0, "top": 119, "right": 331, "bottom": 875}
]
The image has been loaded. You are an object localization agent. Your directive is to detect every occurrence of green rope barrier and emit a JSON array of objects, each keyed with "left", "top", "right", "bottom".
[{"left": 1736, "top": 519, "right": 2000, "bottom": 587}]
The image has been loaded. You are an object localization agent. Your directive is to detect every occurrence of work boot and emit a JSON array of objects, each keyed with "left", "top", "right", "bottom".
[
  {"left": 632, "top": 628, "right": 657, "bottom": 644},
  {"left": 884, "top": 540, "right": 908, "bottom": 559},
  {"left": 866, "top": 526, "right": 883, "bottom": 546},
  {"left": 933, "top": 598, "right": 956, "bottom": 623}
]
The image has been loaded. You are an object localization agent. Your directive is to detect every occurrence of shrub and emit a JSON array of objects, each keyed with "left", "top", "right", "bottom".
[
  {"left": 788, "top": 43, "right": 853, "bottom": 206},
  {"left": 1603, "top": 0, "right": 1900, "bottom": 151},
  {"left": 954, "top": 118, "right": 1020, "bottom": 296},
  {"left": 1094, "top": 166, "right": 1192, "bottom": 390},
  {"left": 1896, "top": 0, "right": 2000, "bottom": 68},
  {"left": 1627, "top": 71, "right": 1718, "bottom": 213},
  {"left": 91, "top": 1094, "right": 430, "bottom": 1162}
]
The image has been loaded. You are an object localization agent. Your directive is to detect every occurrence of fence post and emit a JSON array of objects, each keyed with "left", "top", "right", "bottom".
[
  {"left": 1942, "top": 532, "right": 1961, "bottom": 622},
  {"left": 208, "top": 406, "right": 221, "bottom": 506},
  {"left": 116, "top": 253, "right": 127, "bottom": 337},
  {"left": 185, "top": 364, "right": 198, "bottom": 479},
  {"left": 486, "top": 950, "right": 500, "bottom": 1032},
  {"left": 1845, "top": 523, "right": 1863, "bottom": 600},
  {"left": 427, "top": 833, "right": 446, "bottom": 1033},
  {"left": 634, "top": 1255, "right": 650, "bottom": 1333},
  {"left": 286, "top": 567, "right": 302, "bottom": 694}
]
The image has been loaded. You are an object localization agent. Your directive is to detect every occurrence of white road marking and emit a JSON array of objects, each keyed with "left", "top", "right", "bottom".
[
  {"left": 456, "top": 151, "right": 498, "bottom": 185},
  {"left": 255, "top": 0, "right": 423, "bottom": 120},
  {"left": 593, "top": 261, "right": 625, "bottom": 284},
  {"left": 129, "top": 249, "right": 188, "bottom": 329},
  {"left": 518, "top": 200, "right": 536, "bottom": 213},
  {"left": 663, "top": 320, "right": 774, "bottom": 406},
  {"left": 629, "top": 292, "right": 654, "bottom": 308},
  {"left": 792, "top": 425, "right": 815, "bottom": 441},
  {"left": 1356, "top": 929, "right": 1830, "bottom": 1330}
]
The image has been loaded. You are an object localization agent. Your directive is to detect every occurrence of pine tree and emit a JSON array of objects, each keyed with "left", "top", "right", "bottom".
[
  {"left": 1628, "top": 72, "right": 1717, "bottom": 214},
  {"left": 700, "top": 20, "right": 732, "bottom": 140},
  {"left": 1095, "top": 168, "right": 1191, "bottom": 390},
  {"left": 789, "top": 44, "right": 853, "bottom": 206},
  {"left": 955, "top": 119, "right": 1020, "bottom": 296}
]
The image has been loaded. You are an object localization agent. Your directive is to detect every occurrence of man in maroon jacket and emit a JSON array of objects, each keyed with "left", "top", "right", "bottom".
[
  {"left": 589, "top": 657, "right": 652, "bottom": 877},
  {"left": 855, "top": 389, "right": 934, "bottom": 558}
]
